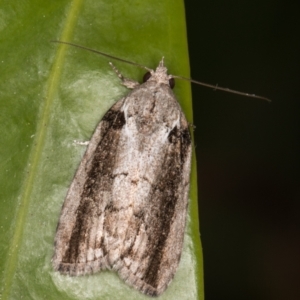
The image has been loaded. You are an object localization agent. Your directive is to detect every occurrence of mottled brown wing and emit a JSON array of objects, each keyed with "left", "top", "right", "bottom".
[
  {"left": 52, "top": 98, "right": 127, "bottom": 275},
  {"left": 102, "top": 82, "right": 192, "bottom": 296}
]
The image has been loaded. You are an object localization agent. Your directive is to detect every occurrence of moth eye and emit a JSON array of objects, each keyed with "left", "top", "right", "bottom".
[
  {"left": 143, "top": 72, "right": 151, "bottom": 83},
  {"left": 169, "top": 77, "right": 175, "bottom": 89}
]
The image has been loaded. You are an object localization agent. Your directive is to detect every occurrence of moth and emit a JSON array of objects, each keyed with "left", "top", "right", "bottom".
[
  {"left": 52, "top": 42, "right": 192, "bottom": 296},
  {"left": 52, "top": 41, "right": 270, "bottom": 296}
]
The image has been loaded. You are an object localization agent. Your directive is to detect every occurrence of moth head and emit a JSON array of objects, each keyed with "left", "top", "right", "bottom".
[{"left": 142, "top": 57, "right": 175, "bottom": 89}]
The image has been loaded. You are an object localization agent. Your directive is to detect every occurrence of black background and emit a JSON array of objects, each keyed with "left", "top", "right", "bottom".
[{"left": 185, "top": 1, "right": 300, "bottom": 299}]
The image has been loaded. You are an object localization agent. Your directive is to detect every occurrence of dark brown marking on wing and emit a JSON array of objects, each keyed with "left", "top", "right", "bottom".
[
  {"left": 102, "top": 108, "right": 126, "bottom": 130},
  {"left": 142, "top": 125, "right": 191, "bottom": 288},
  {"left": 62, "top": 108, "right": 126, "bottom": 264},
  {"left": 180, "top": 127, "right": 192, "bottom": 163},
  {"left": 120, "top": 213, "right": 145, "bottom": 262}
]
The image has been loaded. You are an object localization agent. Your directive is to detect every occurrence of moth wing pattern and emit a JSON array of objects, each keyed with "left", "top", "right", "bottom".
[{"left": 53, "top": 72, "right": 192, "bottom": 296}]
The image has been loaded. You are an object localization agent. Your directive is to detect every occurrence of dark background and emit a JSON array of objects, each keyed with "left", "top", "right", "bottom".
[{"left": 185, "top": 1, "right": 300, "bottom": 299}]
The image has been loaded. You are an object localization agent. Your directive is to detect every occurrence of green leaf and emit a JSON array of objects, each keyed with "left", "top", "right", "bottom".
[{"left": 0, "top": 0, "right": 203, "bottom": 299}]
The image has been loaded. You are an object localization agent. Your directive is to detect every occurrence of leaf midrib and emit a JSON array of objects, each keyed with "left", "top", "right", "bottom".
[{"left": 1, "top": 1, "right": 84, "bottom": 298}]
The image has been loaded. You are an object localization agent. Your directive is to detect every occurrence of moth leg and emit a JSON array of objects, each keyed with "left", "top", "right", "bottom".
[
  {"left": 73, "top": 140, "right": 89, "bottom": 146},
  {"left": 188, "top": 122, "right": 196, "bottom": 130},
  {"left": 109, "top": 62, "right": 139, "bottom": 89}
]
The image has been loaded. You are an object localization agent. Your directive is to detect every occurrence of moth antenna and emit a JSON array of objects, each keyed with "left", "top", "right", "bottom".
[
  {"left": 51, "top": 40, "right": 271, "bottom": 102},
  {"left": 173, "top": 75, "right": 271, "bottom": 103},
  {"left": 51, "top": 40, "right": 151, "bottom": 71}
]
